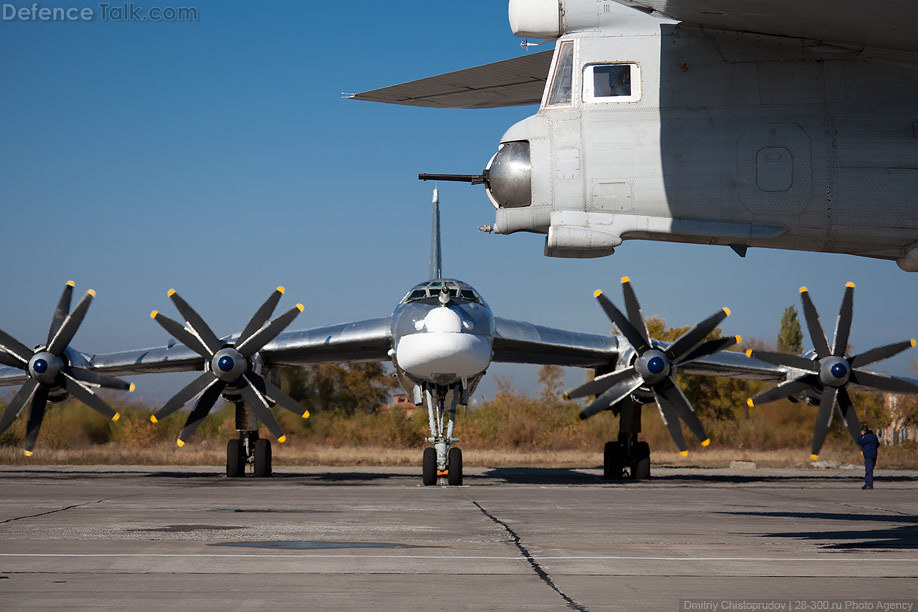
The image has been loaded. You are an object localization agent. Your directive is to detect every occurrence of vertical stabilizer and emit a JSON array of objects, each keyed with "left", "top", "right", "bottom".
[{"left": 430, "top": 187, "right": 442, "bottom": 280}]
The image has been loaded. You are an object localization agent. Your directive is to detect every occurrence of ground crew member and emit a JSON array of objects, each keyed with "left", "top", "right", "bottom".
[{"left": 857, "top": 424, "right": 879, "bottom": 489}]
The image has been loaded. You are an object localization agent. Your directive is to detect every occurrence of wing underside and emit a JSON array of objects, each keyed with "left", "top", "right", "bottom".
[{"left": 491, "top": 317, "right": 619, "bottom": 367}]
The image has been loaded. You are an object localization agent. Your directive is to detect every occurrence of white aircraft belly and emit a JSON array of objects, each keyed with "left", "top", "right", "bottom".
[{"left": 395, "top": 332, "right": 491, "bottom": 380}]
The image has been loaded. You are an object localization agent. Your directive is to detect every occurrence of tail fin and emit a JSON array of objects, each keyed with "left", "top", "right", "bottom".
[{"left": 429, "top": 187, "right": 442, "bottom": 280}]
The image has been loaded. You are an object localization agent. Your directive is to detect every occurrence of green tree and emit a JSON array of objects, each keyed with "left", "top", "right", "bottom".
[
  {"left": 280, "top": 363, "right": 397, "bottom": 417},
  {"left": 776, "top": 305, "right": 803, "bottom": 354}
]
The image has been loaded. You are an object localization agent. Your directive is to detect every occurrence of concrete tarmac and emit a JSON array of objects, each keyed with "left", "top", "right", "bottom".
[{"left": 0, "top": 464, "right": 916, "bottom": 610}]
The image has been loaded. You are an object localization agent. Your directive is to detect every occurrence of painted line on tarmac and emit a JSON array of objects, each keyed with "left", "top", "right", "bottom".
[{"left": 0, "top": 553, "right": 916, "bottom": 562}]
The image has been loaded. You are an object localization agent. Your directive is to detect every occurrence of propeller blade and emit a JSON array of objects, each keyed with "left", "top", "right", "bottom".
[
  {"left": 849, "top": 370, "right": 918, "bottom": 394},
  {"left": 565, "top": 367, "right": 638, "bottom": 401},
  {"left": 167, "top": 290, "right": 223, "bottom": 355},
  {"left": 811, "top": 387, "right": 838, "bottom": 459},
  {"left": 60, "top": 374, "right": 119, "bottom": 421},
  {"left": 849, "top": 339, "right": 916, "bottom": 369},
  {"left": 176, "top": 379, "right": 226, "bottom": 445},
  {"left": 620, "top": 277, "right": 650, "bottom": 347},
  {"left": 150, "top": 311, "right": 212, "bottom": 359},
  {"left": 47, "top": 281, "right": 75, "bottom": 346},
  {"left": 236, "top": 305, "right": 304, "bottom": 358},
  {"left": 0, "top": 378, "right": 40, "bottom": 435},
  {"left": 0, "top": 328, "right": 34, "bottom": 364},
  {"left": 66, "top": 367, "right": 133, "bottom": 392},
  {"left": 654, "top": 378, "right": 709, "bottom": 446},
  {"left": 238, "top": 373, "right": 286, "bottom": 441},
  {"left": 833, "top": 282, "right": 855, "bottom": 357},
  {"left": 23, "top": 386, "right": 49, "bottom": 454},
  {"left": 237, "top": 287, "right": 286, "bottom": 347},
  {"left": 0, "top": 350, "right": 26, "bottom": 369},
  {"left": 747, "top": 376, "right": 815, "bottom": 407},
  {"left": 746, "top": 350, "right": 819, "bottom": 373},
  {"left": 653, "top": 389, "right": 688, "bottom": 454},
  {"left": 666, "top": 308, "right": 730, "bottom": 363},
  {"left": 678, "top": 336, "right": 740, "bottom": 364},
  {"left": 836, "top": 388, "right": 862, "bottom": 443},
  {"left": 799, "top": 287, "right": 831, "bottom": 357},
  {"left": 152, "top": 371, "right": 217, "bottom": 422},
  {"left": 47, "top": 290, "right": 94, "bottom": 355},
  {"left": 247, "top": 371, "right": 310, "bottom": 419},
  {"left": 595, "top": 291, "right": 648, "bottom": 354},
  {"left": 578, "top": 372, "right": 643, "bottom": 420}
]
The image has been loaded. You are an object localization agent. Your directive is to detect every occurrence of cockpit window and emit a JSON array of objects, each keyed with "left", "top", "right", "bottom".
[
  {"left": 400, "top": 283, "right": 485, "bottom": 305},
  {"left": 546, "top": 41, "right": 574, "bottom": 106},
  {"left": 582, "top": 63, "right": 641, "bottom": 103},
  {"left": 408, "top": 289, "right": 427, "bottom": 300}
]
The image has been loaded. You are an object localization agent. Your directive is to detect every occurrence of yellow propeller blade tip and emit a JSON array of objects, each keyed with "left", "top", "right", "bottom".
[
  {"left": 911, "top": 339, "right": 916, "bottom": 347},
  {"left": 66, "top": 280, "right": 75, "bottom": 287},
  {"left": 593, "top": 289, "right": 603, "bottom": 298},
  {"left": 176, "top": 439, "right": 185, "bottom": 447},
  {"left": 799, "top": 286, "right": 808, "bottom": 293},
  {"left": 745, "top": 349, "right": 753, "bottom": 358},
  {"left": 167, "top": 289, "right": 176, "bottom": 296},
  {"left": 150, "top": 310, "right": 159, "bottom": 319},
  {"left": 680, "top": 450, "right": 689, "bottom": 457},
  {"left": 276, "top": 286, "right": 285, "bottom": 294},
  {"left": 746, "top": 398, "right": 755, "bottom": 408},
  {"left": 150, "top": 415, "right": 158, "bottom": 424},
  {"left": 301, "top": 410, "right": 310, "bottom": 419},
  {"left": 735, "top": 335, "right": 742, "bottom": 344},
  {"left": 845, "top": 281, "right": 855, "bottom": 288},
  {"left": 278, "top": 435, "right": 287, "bottom": 444},
  {"left": 722, "top": 307, "right": 731, "bottom": 316},
  {"left": 111, "top": 412, "right": 120, "bottom": 422},
  {"left": 87, "top": 289, "right": 96, "bottom": 297},
  {"left": 620, "top": 276, "right": 630, "bottom": 284},
  {"left": 24, "top": 450, "right": 33, "bottom": 457},
  {"left": 128, "top": 383, "right": 135, "bottom": 393},
  {"left": 296, "top": 303, "right": 304, "bottom": 312},
  {"left": 562, "top": 392, "right": 570, "bottom": 400},
  {"left": 701, "top": 439, "right": 711, "bottom": 447},
  {"left": 810, "top": 454, "right": 819, "bottom": 461}
]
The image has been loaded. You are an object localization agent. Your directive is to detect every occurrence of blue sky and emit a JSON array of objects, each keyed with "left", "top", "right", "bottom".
[{"left": 1, "top": 0, "right": 916, "bottom": 405}]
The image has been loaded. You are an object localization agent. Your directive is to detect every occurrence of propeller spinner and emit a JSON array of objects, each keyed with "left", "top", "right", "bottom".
[
  {"left": 565, "top": 277, "right": 739, "bottom": 455},
  {"left": 0, "top": 282, "right": 133, "bottom": 455},
  {"left": 149, "top": 287, "right": 309, "bottom": 446}
]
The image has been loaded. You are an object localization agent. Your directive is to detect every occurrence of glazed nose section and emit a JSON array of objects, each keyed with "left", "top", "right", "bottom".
[
  {"left": 486, "top": 141, "right": 531, "bottom": 208},
  {"left": 416, "top": 307, "right": 463, "bottom": 333}
]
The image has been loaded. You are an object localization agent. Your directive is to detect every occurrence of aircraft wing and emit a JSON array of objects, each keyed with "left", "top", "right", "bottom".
[
  {"left": 675, "top": 349, "right": 787, "bottom": 381},
  {"left": 0, "top": 317, "right": 394, "bottom": 385},
  {"left": 346, "top": 50, "right": 553, "bottom": 109},
  {"left": 616, "top": 0, "right": 918, "bottom": 53},
  {"left": 491, "top": 317, "right": 619, "bottom": 367}
]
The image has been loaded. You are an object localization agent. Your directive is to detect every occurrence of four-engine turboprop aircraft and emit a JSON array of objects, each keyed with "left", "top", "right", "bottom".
[
  {"left": 2, "top": 192, "right": 917, "bottom": 482},
  {"left": 351, "top": 0, "right": 918, "bottom": 270}
]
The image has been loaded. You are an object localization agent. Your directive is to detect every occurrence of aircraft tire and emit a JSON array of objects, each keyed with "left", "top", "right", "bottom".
[
  {"left": 226, "top": 439, "right": 244, "bottom": 478},
  {"left": 254, "top": 438, "right": 272, "bottom": 478},
  {"left": 447, "top": 447, "right": 463, "bottom": 486},
  {"left": 422, "top": 447, "right": 437, "bottom": 486},
  {"left": 603, "top": 441, "right": 623, "bottom": 480},
  {"left": 633, "top": 441, "right": 650, "bottom": 480}
]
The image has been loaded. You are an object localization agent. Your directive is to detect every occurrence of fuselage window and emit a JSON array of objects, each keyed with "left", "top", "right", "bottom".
[
  {"left": 546, "top": 41, "right": 574, "bottom": 106},
  {"left": 582, "top": 63, "right": 641, "bottom": 103}
]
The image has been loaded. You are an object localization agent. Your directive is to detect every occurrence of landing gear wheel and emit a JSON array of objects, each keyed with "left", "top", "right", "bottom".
[
  {"left": 447, "top": 447, "right": 463, "bottom": 486},
  {"left": 632, "top": 441, "right": 650, "bottom": 480},
  {"left": 422, "top": 447, "right": 437, "bottom": 486},
  {"left": 253, "top": 438, "right": 272, "bottom": 478},
  {"left": 603, "top": 441, "right": 623, "bottom": 480},
  {"left": 226, "top": 439, "right": 244, "bottom": 478}
]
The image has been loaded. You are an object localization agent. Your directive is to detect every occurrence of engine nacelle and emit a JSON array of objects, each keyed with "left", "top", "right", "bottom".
[
  {"left": 544, "top": 224, "right": 621, "bottom": 258},
  {"left": 509, "top": 0, "right": 640, "bottom": 39}
]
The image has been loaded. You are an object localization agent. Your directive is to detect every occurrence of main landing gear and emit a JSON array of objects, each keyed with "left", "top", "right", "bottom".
[
  {"left": 603, "top": 399, "right": 651, "bottom": 481},
  {"left": 421, "top": 384, "right": 464, "bottom": 486},
  {"left": 226, "top": 402, "right": 273, "bottom": 478}
]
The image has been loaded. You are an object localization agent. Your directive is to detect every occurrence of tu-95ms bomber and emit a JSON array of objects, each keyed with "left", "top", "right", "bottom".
[
  {"left": 1, "top": 190, "right": 917, "bottom": 483},
  {"left": 352, "top": 0, "right": 918, "bottom": 270}
]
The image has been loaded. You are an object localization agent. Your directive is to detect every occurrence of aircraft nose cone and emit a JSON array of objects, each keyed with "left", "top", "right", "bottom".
[{"left": 486, "top": 141, "right": 531, "bottom": 208}]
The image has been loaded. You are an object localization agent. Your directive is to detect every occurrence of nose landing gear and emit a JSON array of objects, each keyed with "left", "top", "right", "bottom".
[{"left": 421, "top": 383, "right": 465, "bottom": 486}]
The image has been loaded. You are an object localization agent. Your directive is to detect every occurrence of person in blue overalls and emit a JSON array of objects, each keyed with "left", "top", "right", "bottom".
[{"left": 857, "top": 425, "right": 879, "bottom": 490}]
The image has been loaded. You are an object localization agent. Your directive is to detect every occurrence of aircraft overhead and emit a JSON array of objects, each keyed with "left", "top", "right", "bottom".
[{"left": 351, "top": 0, "right": 918, "bottom": 270}]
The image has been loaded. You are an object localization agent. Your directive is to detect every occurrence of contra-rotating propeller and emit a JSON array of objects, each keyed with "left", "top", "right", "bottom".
[
  {"left": 564, "top": 277, "right": 739, "bottom": 455},
  {"left": 746, "top": 282, "right": 918, "bottom": 460},
  {"left": 149, "top": 287, "right": 310, "bottom": 446},
  {"left": 0, "top": 282, "right": 133, "bottom": 455}
]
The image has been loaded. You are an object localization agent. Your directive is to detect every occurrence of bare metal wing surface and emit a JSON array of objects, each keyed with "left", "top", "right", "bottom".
[
  {"left": 615, "top": 0, "right": 918, "bottom": 52},
  {"left": 346, "top": 50, "right": 553, "bottom": 109},
  {"left": 492, "top": 317, "right": 618, "bottom": 366}
]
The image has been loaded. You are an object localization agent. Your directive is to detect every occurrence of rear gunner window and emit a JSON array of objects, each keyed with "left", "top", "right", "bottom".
[{"left": 583, "top": 63, "right": 641, "bottom": 103}]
